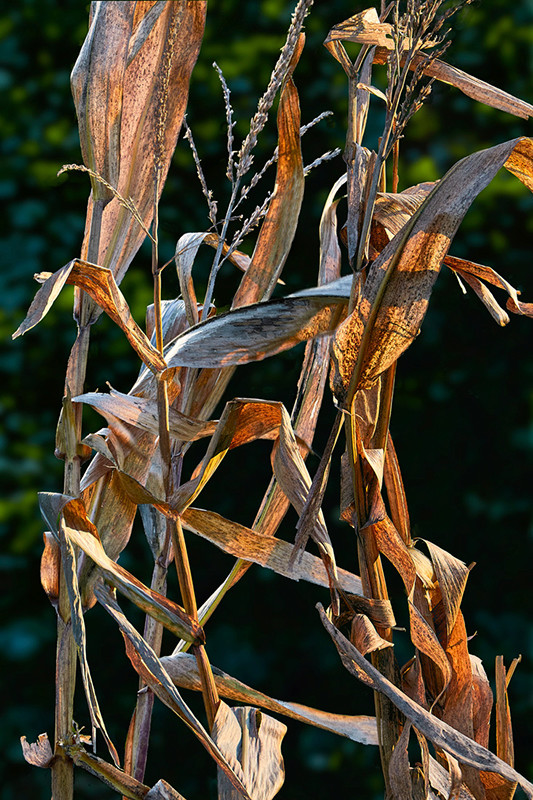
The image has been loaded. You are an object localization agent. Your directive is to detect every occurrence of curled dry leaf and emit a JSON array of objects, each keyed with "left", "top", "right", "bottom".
[
  {"left": 14, "top": 260, "right": 166, "bottom": 374},
  {"left": 75, "top": 388, "right": 217, "bottom": 443},
  {"left": 331, "top": 137, "right": 533, "bottom": 407},
  {"left": 20, "top": 733, "right": 54, "bottom": 768},
  {"left": 160, "top": 652, "right": 378, "bottom": 746},
  {"left": 96, "top": 585, "right": 252, "bottom": 800},
  {"left": 318, "top": 606, "right": 533, "bottom": 798},
  {"left": 213, "top": 704, "right": 286, "bottom": 800}
]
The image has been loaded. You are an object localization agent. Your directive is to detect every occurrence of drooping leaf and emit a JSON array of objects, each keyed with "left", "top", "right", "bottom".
[
  {"left": 213, "top": 704, "right": 286, "bottom": 800},
  {"left": 318, "top": 605, "right": 533, "bottom": 797},
  {"left": 58, "top": 497, "right": 202, "bottom": 643},
  {"left": 180, "top": 507, "right": 362, "bottom": 595},
  {"left": 162, "top": 291, "right": 348, "bottom": 373},
  {"left": 331, "top": 137, "right": 533, "bottom": 406},
  {"left": 160, "top": 652, "right": 378, "bottom": 746},
  {"left": 75, "top": 388, "right": 216, "bottom": 443},
  {"left": 350, "top": 613, "right": 392, "bottom": 656},
  {"left": 62, "top": 739, "right": 150, "bottom": 799},
  {"left": 387, "top": 722, "right": 413, "bottom": 800},
  {"left": 96, "top": 585, "right": 252, "bottom": 799}
]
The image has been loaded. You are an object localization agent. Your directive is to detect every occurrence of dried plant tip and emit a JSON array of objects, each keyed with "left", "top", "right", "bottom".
[
  {"left": 213, "top": 62, "right": 236, "bottom": 182},
  {"left": 237, "top": 1, "right": 312, "bottom": 179},
  {"left": 183, "top": 121, "right": 218, "bottom": 226}
]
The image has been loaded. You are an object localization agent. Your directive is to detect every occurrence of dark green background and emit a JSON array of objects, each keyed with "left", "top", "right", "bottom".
[{"left": 1, "top": 1, "right": 532, "bottom": 798}]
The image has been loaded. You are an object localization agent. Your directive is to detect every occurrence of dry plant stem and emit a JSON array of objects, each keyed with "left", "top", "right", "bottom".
[
  {"left": 53, "top": 198, "right": 104, "bottom": 800},
  {"left": 152, "top": 208, "right": 219, "bottom": 730}
]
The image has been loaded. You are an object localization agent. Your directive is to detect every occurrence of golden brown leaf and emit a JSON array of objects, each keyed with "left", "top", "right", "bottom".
[
  {"left": 318, "top": 605, "right": 533, "bottom": 797},
  {"left": 20, "top": 733, "right": 54, "bottom": 768},
  {"left": 331, "top": 138, "right": 533, "bottom": 407},
  {"left": 232, "top": 71, "right": 304, "bottom": 308}
]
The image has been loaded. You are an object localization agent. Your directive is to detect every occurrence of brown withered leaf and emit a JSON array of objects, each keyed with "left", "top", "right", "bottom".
[
  {"left": 145, "top": 780, "right": 187, "bottom": 800},
  {"left": 71, "top": 3, "right": 133, "bottom": 203},
  {"left": 79, "top": 3, "right": 207, "bottom": 290},
  {"left": 160, "top": 652, "right": 378, "bottom": 746},
  {"left": 423, "top": 539, "right": 469, "bottom": 640},
  {"left": 213, "top": 704, "right": 286, "bottom": 800},
  {"left": 374, "top": 182, "right": 437, "bottom": 240},
  {"left": 495, "top": 656, "right": 519, "bottom": 769},
  {"left": 387, "top": 722, "right": 413, "bottom": 800},
  {"left": 326, "top": 10, "right": 533, "bottom": 120},
  {"left": 14, "top": 260, "right": 166, "bottom": 373},
  {"left": 331, "top": 137, "right": 533, "bottom": 407},
  {"left": 428, "top": 755, "right": 476, "bottom": 800},
  {"left": 20, "top": 733, "right": 54, "bottom": 768},
  {"left": 95, "top": 584, "right": 252, "bottom": 800},
  {"left": 232, "top": 64, "right": 304, "bottom": 308},
  {"left": 350, "top": 613, "right": 392, "bottom": 656},
  {"left": 40, "top": 531, "right": 60, "bottom": 609},
  {"left": 174, "top": 232, "right": 208, "bottom": 327},
  {"left": 318, "top": 605, "right": 533, "bottom": 798},
  {"left": 60, "top": 496, "right": 202, "bottom": 643},
  {"left": 163, "top": 290, "right": 347, "bottom": 373},
  {"left": 445, "top": 255, "right": 526, "bottom": 327},
  {"left": 180, "top": 507, "right": 362, "bottom": 596},
  {"left": 75, "top": 388, "right": 217, "bottom": 443},
  {"left": 470, "top": 656, "right": 493, "bottom": 750}
]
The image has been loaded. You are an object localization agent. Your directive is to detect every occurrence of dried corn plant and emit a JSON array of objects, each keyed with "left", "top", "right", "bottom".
[{"left": 15, "top": 1, "right": 533, "bottom": 798}]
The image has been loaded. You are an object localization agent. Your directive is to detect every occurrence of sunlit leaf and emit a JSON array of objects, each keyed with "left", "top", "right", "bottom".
[
  {"left": 160, "top": 652, "right": 378, "bottom": 746},
  {"left": 331, "top": 137, "right": 533, "bottom": 407},
  {"left": 318, "top": 606, "right": 533, "bottom": 797}
]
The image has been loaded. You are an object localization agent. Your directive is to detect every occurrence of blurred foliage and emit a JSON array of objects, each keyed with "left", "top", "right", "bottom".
[{"left": 1, "top": 1, "right": 532, "bottom": 798}]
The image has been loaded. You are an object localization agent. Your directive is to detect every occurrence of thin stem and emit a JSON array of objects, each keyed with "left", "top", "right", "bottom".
[{"left": 52, "top": 195, "right": 104, "bottom": 800}]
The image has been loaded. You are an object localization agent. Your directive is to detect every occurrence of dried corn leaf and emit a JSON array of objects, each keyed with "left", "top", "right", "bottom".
[
  {"left": 59, "top": 513, "right": 119, "bottom": 764},
  {"left": 374, "top": 182, "right": 436, "bottom": 239},
  {"left": 373, "top": 48, "right": 533, "bottom": 120},
  {"left": 58, "top": 497, "right": 201, "bottom": 643},
  {"left": 96, "top": 584, "right": 252, "bottom": 799},
  {"left": 351, "top": 613, "right": 392, "bottom": 656},
  {"left": 163, "top": 291, "right": 347, "bottom": 373},
  {"left": 324, "top": 8, "right": 393, "bottom": 50},
  {"left": 63, "top": 741, "right": 149, "bottom": 799},
  {"left": 387, "top": 722, "right": 413, "bottom": 800},
  {"left": 79, "top": 2, "right": 207, "bottom": 290},
  {"left": 20, "top": 733, "right": 54, "bottom": 768},
  {"left": 180, "top": 507, "right": 362, "bottom": 595},
  {"left": 495, "top": 656, "right": 518, "bottom": 768},
  {"left": 204, "top": 233, "right": 252, "bottom": 274},
  {"left": 232, "top": 71, "right": 304, "bottom": 308},
  {"left": 160, "top": 652, "right": 378, "bottom": 746},
  {"left": 428, "top": 755, "right": 476, "bottom": 800},
  {"left": 423, "top": 540, "right": 469, "bottom": 639},
  {"left": 213, "top": 704, "right": 286, "bottom": 800},
  {"left": 331, "top": 137, "right": 533, "bottom": 406},
  {"left": 75, "top": 388, "right": 216, "bottom": 443},
  {"left": 175, "top": 232, "right": 207, "bottom": 327},
  {"left": 40, "top": 531, "right": 60, "bottom": 609},
  {"left": 318, "top": 606, "right": 533, "bottom": 797},
  {"left": 71, "top": 2, "right": 133, "bottom": 202},
  {"left": 326, "top": 10, "right": 533, "bottom": 119},
  {"left": 14, "top": 260, "right": 166, "bottom": 373},
  {"left": 470, "top": 655, "right": 493, "bottom": 750},
  {"left": 146, "top": 780, "right": 187, "bottom": 800}
]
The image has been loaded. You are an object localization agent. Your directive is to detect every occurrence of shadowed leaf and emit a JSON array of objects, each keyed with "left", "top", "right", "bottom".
[
  {"left": 20, "top": 733, "right": 54, "bottom": 768},
  {"left": 213, "top": 704, "right": 286, "bottom": 800}
]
